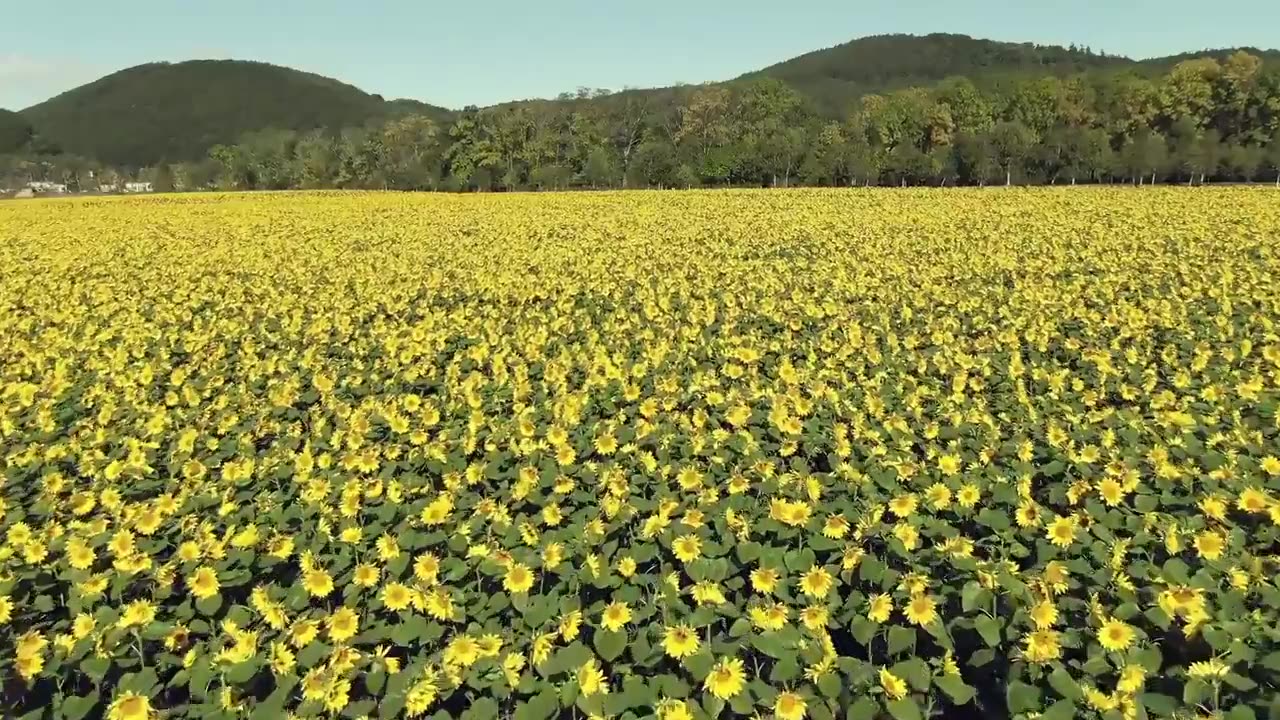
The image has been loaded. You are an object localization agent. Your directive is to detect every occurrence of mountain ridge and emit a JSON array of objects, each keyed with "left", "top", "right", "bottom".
[{"left": 14, "top": 34, "right": 1280, "bottom": 167}]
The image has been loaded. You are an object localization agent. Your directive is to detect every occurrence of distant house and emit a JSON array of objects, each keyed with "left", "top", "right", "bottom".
[
  {"left": 98, "top": 184, "right": 120, "bottom": 193},
  {"left": 27, "top": 181, "right": 68, "bottom": 193},
  {"left": 124, "top": 182, "right": 154, "bottom": 193}
]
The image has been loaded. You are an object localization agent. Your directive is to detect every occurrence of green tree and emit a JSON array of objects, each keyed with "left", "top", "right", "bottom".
[{"left": 988, "top": 120, "right": 1035, "bottom": 185}]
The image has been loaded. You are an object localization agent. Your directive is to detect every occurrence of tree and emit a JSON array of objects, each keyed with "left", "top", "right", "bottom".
[
  {"left": 1265, "top": 135, "right": 1280, "bottom": 186},
  {"left": 953, "top": 131, "right": 997, "bottom": 185},
  {"left": 628, "top": 140, "right": 680, "bottom": 188},
  {"left": 146, "top": 164, "right": 176, "bottom": 192},
  {"left": 935, "top": 77, "right": 994, "bottom": 135},
  {"left": 987, "top": 121, "right": 1035, "bottom": 185},
  {"left": 0, "top": 109, "right": 34, "bottom": 154},
  {"left": 1223, "top": 143, "right": 1263, "bottom": 182},
  {"left": 381, "top": 114, "right": 440, "bottom": 190},
  {"left": 1119, "top": 129, "right": 1170, "bottom": 184},
  {"left": 581, "top": 147, "right": 619, "bottom": 188}
]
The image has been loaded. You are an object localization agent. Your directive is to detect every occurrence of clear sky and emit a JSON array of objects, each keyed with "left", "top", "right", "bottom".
[{"left": 3, "top": 0, "right": 1278, "bottom": 111}]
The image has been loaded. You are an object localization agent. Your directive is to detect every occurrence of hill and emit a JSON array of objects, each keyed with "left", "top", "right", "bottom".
[
  {"left": 742, "top": 33, "right": 1135, "bottom": 115},
  {"left": 21, "top": 60, "right": 450, "bottom": 166}
]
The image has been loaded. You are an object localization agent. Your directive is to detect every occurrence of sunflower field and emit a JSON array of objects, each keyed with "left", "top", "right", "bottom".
[{"left": 1, "top": 188, "right": 1279, "bottom": 720}]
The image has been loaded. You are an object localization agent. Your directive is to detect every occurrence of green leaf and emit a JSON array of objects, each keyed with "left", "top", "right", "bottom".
[
  {"left": 1007, "top": 680, "right": 1040, "bottom": 713},
  {"left": 513, "top": 690, "right": 559, "bottom": 720},
  {"left": 683, "top": 649, "right": 714, "bottom": 681},
  {"left": 60, "top": 692, "right": 99, "bottom": 720},
  {"left": 1042, "top": 700, "right": 1077, "bottom": 720},
  {"left": 886, "top": 698, "right": 922, "bottom": 720},
  {"left": 1049, "top": 667, "right": 1081, "bottom": 701},
  {"left": 751, "top": 631, "right": 791, "bottom": 660},
  {"left": 935, "top": 675, "right": 975, "bottom": 705},
  {"left": 851, "top": 618, "right": 877, "bottom": 646},
  {"left": 887, "top": 625, "right": 916, "bottom": 655},
  {"left": 196, "top": 594, "right": 223, "bottom": 616},
  {"left": 849, "top": 697, "right": 879, "bottom": 719},
  {"left": 975, "top": 616, "right": 1002, "bottom": 647},
  {"left": 1225, "top": 706, "right": 1256, "bottom": 720},
  {"left": 1139, "top": 693, "right": 1177, "bottom": 715},
  {"left": 817, "top": 672, "right": 842, "bottom": 699},
  {"left": 593, "top": 629, "right": 627, "bottom": 662},
  {"left": 770, "top": 655, "right": 801, "bottom": 682},
  {"left": 1224, "top": 673, "right": 1257, "bottom": 691}
]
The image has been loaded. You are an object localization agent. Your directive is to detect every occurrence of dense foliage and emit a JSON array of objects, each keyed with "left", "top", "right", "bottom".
[
  {"left": 1, "top": 188, "right": 1279, "bottom": 720},
  {"left": 5, "top": 35, "right": 1280, "bottom": 192},
  {"left": 18, "top": 60, "right": 450, "bottom": 166}
]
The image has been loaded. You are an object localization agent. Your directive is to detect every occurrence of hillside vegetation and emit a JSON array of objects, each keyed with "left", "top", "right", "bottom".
[
  {"left": 20, "top": 60, "right": 449, "bottom": 166},
  {"left": 4, "top": 35, "right": 1280, "bottom": 190}
]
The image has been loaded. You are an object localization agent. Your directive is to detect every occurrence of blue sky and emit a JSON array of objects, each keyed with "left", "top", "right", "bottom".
[{"left": 3, "top": 0, "right": 1278, "bottom": 111}]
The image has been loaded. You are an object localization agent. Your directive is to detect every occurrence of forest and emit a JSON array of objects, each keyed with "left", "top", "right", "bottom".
[{"left": 4, "top": 48, "right": 1280, "bottom": 192}]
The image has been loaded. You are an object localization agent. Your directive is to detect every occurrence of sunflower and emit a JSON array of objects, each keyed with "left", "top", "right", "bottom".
[
  {"left": 937, "top": 453, "right": 962, "bottom": 475},
  {"left": 750, "top": 602, "right": 789, "bottom": 631},
  {"left": 1237, "top": 487, "right": 1270, "bottom": 514},
  {"left": 504, "top": 562, "right": 535, "bottom": 594},
  {"left": 956, "top": 483, "right": 981, "bottom": 508},
  {"left": 903, "top": 593, "right": 938, "bottom": 626},
  {"left": 1098, "top": 618, "right": 1135, "bottom": 652},
  {"left": 382, "top": 582, "right": 413, "bottom": 612},
  {"left": 657, "top": 699, "right": 694, "bottom": 720},
  {"left": 662, "top": 624, "right": 700, "bottom": 659},
  {"left": 1194, "top": 530, "right": 1226, "bottom": 560},
  {"left": 704, "top": 656, "right": 747, "bottom": 700},
  {"left": 188, "top": 566, "right": 220, "bottom": 600},
  {"left": 751, "top": 567, "right": 780, "bottom": 594},
  {"left": 443, "top": 635, "right": 481, "bottom": 668},
  {"left": 672, "top": 534, "right": 702, "bottom": 563},
  {"left": 578, "top": 658, "right": 609, "bottom": 696},
  {"left": 799, "top": 566, "right": 834, "bottom": 598},
  {"left": 867, "top": 594, "right": 893, "bottom": 623},
  {"left": 1023, "top": 629, "right": 1062, "bottom": 663},
  {"left": 1045, "top": 515, "right": 1076, "bottom": 548},
  {"left": 107, "top": 692, "right": 152, "bottom": 720},
  {"left": 888, "top": 493, "right": 918, "bottom": 518},
  {"left": 600, "top": 601, "right": 632, "bottom": 632},
  {"left": 303, "top": 567, "right": 335, "bottom": 597},
  {"left": 1029, "top": 599, "right": 1058, "bottom": 629},
  {"left": 327, "top": 607, "right": 359, "bottom": 644},
  {"left": 879, "top": 668, "right": 908, "bottom": 700},
  {"left": 774, "top": 691, "right": 807, "bottom": 720}
]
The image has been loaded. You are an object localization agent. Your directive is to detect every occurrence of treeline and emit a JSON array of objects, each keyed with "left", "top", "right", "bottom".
[{"left": 6, "top": 51, "right": 1280, "bottom": 193}]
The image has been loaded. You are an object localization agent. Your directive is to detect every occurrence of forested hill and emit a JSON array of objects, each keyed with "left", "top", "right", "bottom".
[
  {"left": 744, "top": 33, "right": 1132, "bottom": 115},
  {"left": 5, "top": 34, "right": 1280, "bottom": 190},
  {"left": 19, "top": 60, "right": 450, "bottom": 166}
]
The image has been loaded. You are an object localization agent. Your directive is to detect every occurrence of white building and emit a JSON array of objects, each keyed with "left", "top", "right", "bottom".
[
  {"left": 27, "top": 181, "right": 68, "bottom": 193},
  {"left": 124, "top": 182, "right": 154, "bottom": 193}
]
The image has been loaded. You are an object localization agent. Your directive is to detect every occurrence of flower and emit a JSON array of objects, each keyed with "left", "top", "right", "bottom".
[
  {"left": 751, "top": 567, "right": 780, "bottom": 594},
  {"left": 774, "top": 691, "right": 807, "bottom": 720},
  {"left": 303, "top": 567, "right": 334, "bottom": 597},
  {"left": 879, "top": 668, "right": 908, "bottom": 699},
  {"left": 672, "top": 534, "right": 702, "bottom": 563},
  {"left": 1023, "top": 629, "right": 1062, "bottom": 663},
  {"left": 504, "top": 563, "right": 535, "bottom": 594},
  {"left": 704, "top": 656, "right": 747, "bottom": 699},
  {"left": 107, "top": 692, "right": 153, "bottom": 720},
  {"left": 1194, "top": 530, "right": 1225, "bottom": 560},
  {"left": 904, "top": 593, "right": 938, "bottom": 626},
  {"left": 188, "top": 566, "right": 220, "bottom": 600},
  {"left": 1187, "top": 658, "right": 1229, "bottom": 679},
  {"left": 578, "top": 658, "right": 609, "bottom": 696},
  {"left": 327, "top": 607, "right": 359, "bottom": 643},
  {"left": 657, "top": 699, "right": 694, "bottom": 720},
  {"left": 799, "top": 566, "right": 834, "bottom": 598},
  {"left": 1045, "top": 515, "right": 1076, "bottom": 548},
  {"left": 662, "top": 624, "right": 700, "bottom": 659},
  {"left": 382, "top": 582, "right": 413, "bottom": 612},
  {"left": 867, "top": 594, "right": 893, "bottom": 623},
  {"left": 600, "top": 601, "right": 631, "bottom": 632},
  {"left": 1098, "top": 618, "right": 1135, "bottom": 652}
]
